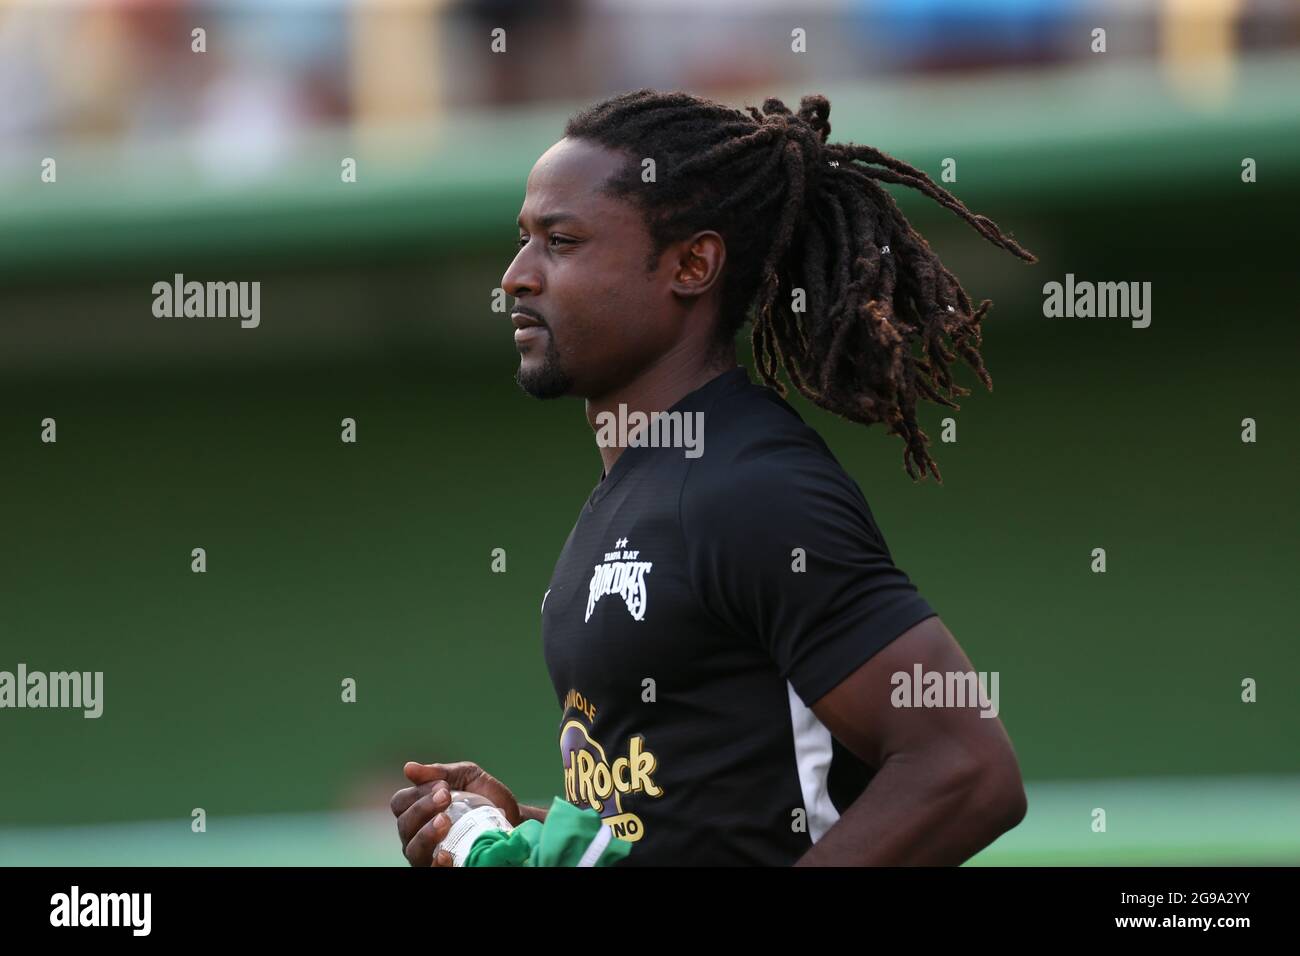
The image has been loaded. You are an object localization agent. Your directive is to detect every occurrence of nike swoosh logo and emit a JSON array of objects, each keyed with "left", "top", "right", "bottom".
[{"left": 541, "top": 589, "right": 551, "bottom": 613}]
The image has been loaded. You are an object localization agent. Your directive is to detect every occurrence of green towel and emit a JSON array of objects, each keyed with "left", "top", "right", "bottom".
[{"left": 463, "top": 797, "right": 632, "bottom": 867}]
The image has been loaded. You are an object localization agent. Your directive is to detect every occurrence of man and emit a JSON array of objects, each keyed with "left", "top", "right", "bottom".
[{"left": 393, "top": 89, "right": 1035, "bottom": 866}]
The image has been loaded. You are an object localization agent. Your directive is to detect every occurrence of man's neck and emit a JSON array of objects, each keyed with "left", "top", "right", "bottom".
[{"left": 586, "top": 346, "right": 737, "bottom": 476}]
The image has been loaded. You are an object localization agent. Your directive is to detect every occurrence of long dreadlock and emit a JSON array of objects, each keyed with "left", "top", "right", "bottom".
[{"left": 564, "top": 89, "right": 1037, "bottom": 482}]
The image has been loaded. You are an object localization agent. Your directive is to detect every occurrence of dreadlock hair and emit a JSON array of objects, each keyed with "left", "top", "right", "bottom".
[{"left": 564, "top": 89, "right": 1037, "bottom": 483}]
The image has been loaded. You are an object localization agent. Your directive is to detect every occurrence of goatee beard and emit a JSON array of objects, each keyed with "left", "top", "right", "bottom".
[{"left": 514, "top": 333, "right": 573, "bottom": 399}]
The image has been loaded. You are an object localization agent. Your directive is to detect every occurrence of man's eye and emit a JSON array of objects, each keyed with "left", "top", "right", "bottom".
[{"left": 516, "top": 234, "right": 575, "bottom": 249}]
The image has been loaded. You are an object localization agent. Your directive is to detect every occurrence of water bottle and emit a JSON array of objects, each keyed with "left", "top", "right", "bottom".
[{"left": 434, "top": 790, "right": 515, "bottom": 867}]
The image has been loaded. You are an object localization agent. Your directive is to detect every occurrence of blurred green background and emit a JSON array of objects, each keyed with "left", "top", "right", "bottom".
[{"left": 1, "top": 1, "right": 1297, "bottom": 865}]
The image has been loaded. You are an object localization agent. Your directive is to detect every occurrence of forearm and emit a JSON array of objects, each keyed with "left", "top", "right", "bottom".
[
  {"left": 794, "top": 750, "right": 1025, "bottom": 866},
  {"left": 517, "top": 803, "right": 550, "bottom": 824}
]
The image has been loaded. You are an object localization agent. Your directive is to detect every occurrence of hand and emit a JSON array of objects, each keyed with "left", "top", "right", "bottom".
[{"left": 390, "top": 760, "right": 523, "bottom": 867}]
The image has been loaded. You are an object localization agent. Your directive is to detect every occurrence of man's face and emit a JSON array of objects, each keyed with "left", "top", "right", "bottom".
[{"left": 502, "top": 136, "right": 681, "bottom": 401}]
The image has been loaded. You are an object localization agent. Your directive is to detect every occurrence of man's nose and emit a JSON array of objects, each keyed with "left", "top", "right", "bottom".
[{"left": 502, "top": 253, "right": 540, "bottom": 299}]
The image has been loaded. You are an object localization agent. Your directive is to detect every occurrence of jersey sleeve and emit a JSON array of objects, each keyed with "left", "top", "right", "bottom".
[{"left": 680, "top": 437, "right": 938, "bottom": 709}]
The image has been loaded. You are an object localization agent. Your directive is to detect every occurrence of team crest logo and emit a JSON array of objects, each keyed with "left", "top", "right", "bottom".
[{"left": 585, "top": 537, "right": 653, "bottom": 622}]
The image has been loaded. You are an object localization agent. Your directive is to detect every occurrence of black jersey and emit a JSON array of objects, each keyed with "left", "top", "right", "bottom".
[{"left": 540, "top": 365, "right": 937, "bottom": 865}]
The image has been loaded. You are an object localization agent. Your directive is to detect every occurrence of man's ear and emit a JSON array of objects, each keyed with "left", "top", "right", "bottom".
[{"left": 669, "top": 231, "right": 726, "bottom": 299}]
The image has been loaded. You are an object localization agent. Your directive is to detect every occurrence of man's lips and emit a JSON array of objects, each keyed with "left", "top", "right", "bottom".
[
  {"left": 514, "top": 325, "right": 547, "bottom": 345},
  {"left": 512, "top": 310, "right": 547, "bottom": 346}
]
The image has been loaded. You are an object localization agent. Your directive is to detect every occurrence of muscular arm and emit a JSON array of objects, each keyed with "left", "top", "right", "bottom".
[{"left": 795, "top": 615, "right": 1026, "bottom": 866}]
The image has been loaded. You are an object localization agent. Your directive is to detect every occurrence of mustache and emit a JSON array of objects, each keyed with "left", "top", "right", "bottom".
[{"left": 512, "top": 305, "right": 547, "bottom": 326}]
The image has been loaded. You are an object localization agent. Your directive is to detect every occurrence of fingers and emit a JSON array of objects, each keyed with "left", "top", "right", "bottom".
[
  {"left": 405, "top": 801, "right": 455, "bottom": 867},
  {"left": 397, "top": 783, "right": 452, "bottom": 860},
  {"left": 397, "top": 761, "right": 482, "bottom": 866},
  {"left": 390, "top": 782, "right": 426, "bottom": 818},
  {"left": 391, "top": 778, "right": 448, "bottom": 818},
  {"left": 396, "top": 781, "right": 448, "bottom": 833},
  {"left": 405, "top": 760, "right": 483, "bottom": 789},
  {"left": 404, "top": 761, "right": 449, "bottom": 784}
]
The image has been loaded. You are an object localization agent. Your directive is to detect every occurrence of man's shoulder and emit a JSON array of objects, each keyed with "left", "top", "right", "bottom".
[{"left": 683, "top": 380, "right": 852, "bottom": 508}]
